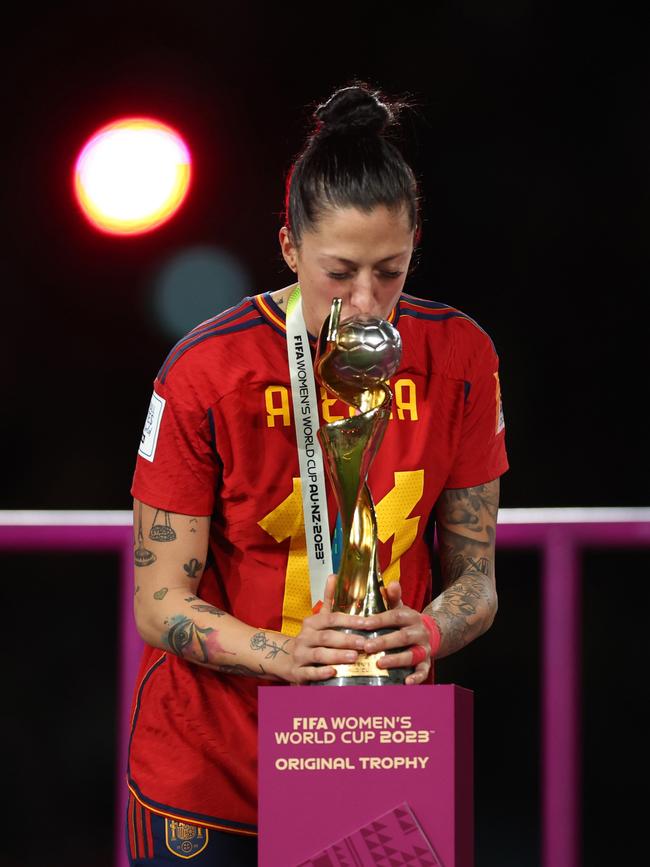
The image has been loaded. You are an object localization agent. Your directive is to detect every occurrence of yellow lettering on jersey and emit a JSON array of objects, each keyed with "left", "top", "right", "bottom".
[
  {"left": 257, "top": 478, "right": 310, "bottom": 635},
  {"left": 375, "top": 470, "right": 425, "bottom": 586},
  {"left": 319, "top": 387, "right": 344, "bottom": 423},
  {"left": 265, "top": 385, "right": 290, "bottom": 428},
  {"left": 394, "top": 379, "right": 418, "bottom": 421}
]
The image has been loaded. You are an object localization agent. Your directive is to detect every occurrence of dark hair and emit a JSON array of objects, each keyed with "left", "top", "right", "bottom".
[{"left": 285, "top": 83, "right": 420, "bottom": 245}]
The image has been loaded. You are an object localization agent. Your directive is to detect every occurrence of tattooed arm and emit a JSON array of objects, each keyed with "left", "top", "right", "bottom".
[
  {"left": 134, "top": 498, "right": 384, "bottom": 683},
  {"left": 423, "top": 478, "right": 500, "bottom": 659},
  {"left": 133, "top": 498, "right": 295, "bottom": 680}
]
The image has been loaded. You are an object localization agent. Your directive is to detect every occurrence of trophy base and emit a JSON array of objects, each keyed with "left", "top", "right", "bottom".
[{"left": 313, "top": 628, "right": 414, "bottom": 687}]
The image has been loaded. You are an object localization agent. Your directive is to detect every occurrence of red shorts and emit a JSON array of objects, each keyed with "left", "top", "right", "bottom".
[{"left": 126, "top": 792, "right": 257, "bottom": 866}]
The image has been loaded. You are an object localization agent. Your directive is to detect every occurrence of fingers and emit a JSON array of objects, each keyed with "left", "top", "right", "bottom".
[
  {"left": 405, "top": 660, "right": 431, "bottom": 685},
  {"left": 361, "top": 605, "right": 422, "bottom": 633},
  {"left": 384, "top": 580, "right": 404, "bottom": 609},
  {"left": 363, "top": 622, "right": 427, "bottom": 657},
  {"left": 321, "top": 574, "right": 337, "bottom": 613},
  {"left": 296, "top": 665, "right": 337, "bottom": 683},
  {"left": 304, "top": 609, "right": 375, "bottom": 634},
  {"left": 375, "top": 646, "right": 431, "bottom": 685},
  {"left": 410, "top": 645, "right": 428, "bottom": 666}
]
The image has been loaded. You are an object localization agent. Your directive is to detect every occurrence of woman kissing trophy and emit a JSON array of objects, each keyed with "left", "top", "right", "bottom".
[{"left": 314, "top": 298, "right": 414, "bottom": 686}]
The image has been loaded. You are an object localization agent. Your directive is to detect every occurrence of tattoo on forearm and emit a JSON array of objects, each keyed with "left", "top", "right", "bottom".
[
  {"left": 440, "top": 484, "right": 498, "bottom": 540},
  {"left": 431, "top": 480, "right": 499, "bottom": 655},
  {"left": 250, "top": 631, "right": 291, "bottom": 659},
  {"left": 189, "top": 518, "right": 198, "bottom": 534},
  {"left": 191, "top": 604, "right": 226, "bottom": 617},
  {"left": 183, "top": 594, "right": 226, "bottom": 615},
  {"left": 183, "top": 559, "right": 203, "bottom": 578},
  {"left": 134, "top": 503, "right": 156, "bottom": 567},
  {"left": 149, "top": 510, "right": 176, "bottom": 542},
  {"left": 165, "top": 615, "right": 235, "bottom": 663},
  {"left": 214, "top": 663, "right": 269, "bottom": 678},
  {"left": 443, "top": 548, "right": 492, "bottom": 583},
  {"left": 153, "top": 587, "right": 168, "bottom": 600}
]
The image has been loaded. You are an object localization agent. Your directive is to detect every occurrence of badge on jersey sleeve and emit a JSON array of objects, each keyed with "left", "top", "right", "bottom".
[
  {"left": 138, "top": 391, "right": 166, "bottom": 462},
  {"left": 494, "top": 372, "right": 505, "bottom": 434},
  {"left": 164, "top": 818, "right": 209, "bottom": 859}
]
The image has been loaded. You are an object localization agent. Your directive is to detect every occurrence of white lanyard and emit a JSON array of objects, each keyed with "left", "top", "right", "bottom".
[{"left": 285, "top": 286, "right": 333, "bottom": 606}]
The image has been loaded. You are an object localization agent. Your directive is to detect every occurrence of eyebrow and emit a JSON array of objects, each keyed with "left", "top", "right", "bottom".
[{"left": 318, "top": 252, "right": 409, "bottom": 266}]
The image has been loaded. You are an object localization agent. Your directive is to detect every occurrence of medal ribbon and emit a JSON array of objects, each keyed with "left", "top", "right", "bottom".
[{"left": 285, "top": 286, "right": 333, "bottom": 607}]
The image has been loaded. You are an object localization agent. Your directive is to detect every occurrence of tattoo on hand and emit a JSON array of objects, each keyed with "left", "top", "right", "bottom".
[
  {"left": 183, "top": 559, "right": 203, "bottom": 578},
  {"left": 153, "top": 587, "right": 168, "bottom": 600},
  {"left": 134, "top": 585, "right": 140, "bottom": 595},
  {"left": 250, "top": 631, "right": 290, "bottom": 659},
  {"left": 189, "top": 518, "right": 198, "bottom": 534},
  {"left": 184, "top": 596, "right": 198, "bottom": 602}
]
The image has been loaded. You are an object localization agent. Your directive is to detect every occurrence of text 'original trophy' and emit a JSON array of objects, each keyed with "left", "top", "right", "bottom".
[{"left": 315, "top": 298, "right": 413, "bottom": 686}]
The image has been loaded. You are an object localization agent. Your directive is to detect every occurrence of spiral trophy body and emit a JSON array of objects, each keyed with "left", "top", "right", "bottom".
[{"left": 315, "top": 299, "right": 413, "bottom": 686}]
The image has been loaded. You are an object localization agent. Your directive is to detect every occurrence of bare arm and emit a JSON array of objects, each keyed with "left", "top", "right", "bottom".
[
  {"left": 133, "top": 499, "right": 294, "bottom": 679},
  {"left": 133, "top": 499, "right": 368, "bottom": 682},
  {"left": 423, "top": 478, "right": 500, "bottom": 658}
]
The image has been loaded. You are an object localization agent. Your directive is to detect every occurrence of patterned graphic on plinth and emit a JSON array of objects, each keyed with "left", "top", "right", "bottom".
[{"left": 297, "top": 802, "right": 443, "bottom": 867}]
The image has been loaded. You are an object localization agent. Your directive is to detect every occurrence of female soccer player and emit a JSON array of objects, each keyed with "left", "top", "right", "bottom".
[{"left": 126, "top": 82, "right": 508, "bottom": 865}]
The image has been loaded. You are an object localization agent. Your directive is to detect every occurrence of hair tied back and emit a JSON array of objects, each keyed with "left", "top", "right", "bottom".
[{"left": 314, "top": 84, "right": 393, "bottom": 138}]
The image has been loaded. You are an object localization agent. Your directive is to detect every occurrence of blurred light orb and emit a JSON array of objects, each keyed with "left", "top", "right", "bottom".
[
  {"left": 74, "top": 117, "right": 191, "bottom": 235},
  {"left": 153, "top": 246, "right": 250, "bottom": 339}
]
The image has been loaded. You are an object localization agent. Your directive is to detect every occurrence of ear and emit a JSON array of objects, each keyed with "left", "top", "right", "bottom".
[{"left": 279, "top": 226, "right": 298, "bottom": 273}]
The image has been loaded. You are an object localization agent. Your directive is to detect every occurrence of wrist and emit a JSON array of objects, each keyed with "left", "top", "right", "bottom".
[
  {"left": 421, "top": 614, "right": 441, "bottom": 658},
  {"left": 254, "top": 631, "right": 294, "bottom": 682}
]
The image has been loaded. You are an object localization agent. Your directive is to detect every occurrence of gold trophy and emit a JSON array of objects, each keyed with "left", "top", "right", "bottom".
[{"left": 314, "top": 298, "right": 413, "bottom": 686}]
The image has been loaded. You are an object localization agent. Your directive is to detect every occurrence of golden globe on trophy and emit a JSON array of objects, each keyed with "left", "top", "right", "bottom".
[{"left": 315, "top": 298, "right": 413, "bottom": 686}]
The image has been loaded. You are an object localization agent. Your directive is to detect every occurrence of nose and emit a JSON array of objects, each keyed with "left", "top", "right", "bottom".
[{"left": 349, "top": 271, "right": 374, "bottom": 313}]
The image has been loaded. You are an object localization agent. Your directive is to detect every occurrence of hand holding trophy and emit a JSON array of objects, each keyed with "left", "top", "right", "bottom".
[{"left": 314, "top": 298, "right": 414, "bottom": 686}]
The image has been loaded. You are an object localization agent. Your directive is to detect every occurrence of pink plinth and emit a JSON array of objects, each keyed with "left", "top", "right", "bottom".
[{"left": 258, "top": 684, "right": 473, "bottom": 867}]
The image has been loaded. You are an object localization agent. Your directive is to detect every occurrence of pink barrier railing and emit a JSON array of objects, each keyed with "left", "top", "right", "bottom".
[{"left": 1, "top": 507, "right": 649, "bottom": 867}]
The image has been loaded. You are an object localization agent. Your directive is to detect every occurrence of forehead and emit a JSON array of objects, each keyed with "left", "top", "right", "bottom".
[{"left": 302, "top": 205, "right": 413, "bottom": 258}]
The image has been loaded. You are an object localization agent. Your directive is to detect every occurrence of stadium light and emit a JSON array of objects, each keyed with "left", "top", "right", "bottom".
[{"left": 74, "top": 117, "right": 191, "bottom": 236}]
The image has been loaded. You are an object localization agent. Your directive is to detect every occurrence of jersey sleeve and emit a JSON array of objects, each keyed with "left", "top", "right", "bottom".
[
  {"left": 444, "top": 330, "right": 509, "bottom": 489},
  {"left": 131, "top": 359, "right": 219, "bottom": 516}
]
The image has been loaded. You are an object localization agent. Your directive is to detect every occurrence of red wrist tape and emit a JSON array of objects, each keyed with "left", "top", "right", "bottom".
[{"left": 421, "top": 615, "right": 442, "bottom": 659}]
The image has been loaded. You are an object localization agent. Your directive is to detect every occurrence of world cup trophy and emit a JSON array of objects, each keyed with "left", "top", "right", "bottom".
[{"left": 315, "top": 298, "right": 413, "bottom": 686}]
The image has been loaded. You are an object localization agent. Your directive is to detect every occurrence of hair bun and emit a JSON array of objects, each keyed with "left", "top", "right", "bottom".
[{"left": 314, "top": 84, "right": 392, "bottom": 137}]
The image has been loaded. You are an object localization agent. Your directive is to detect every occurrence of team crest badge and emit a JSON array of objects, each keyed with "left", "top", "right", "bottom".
[{"left": 165, "top": 819, "right": 209, "bottom": 859}]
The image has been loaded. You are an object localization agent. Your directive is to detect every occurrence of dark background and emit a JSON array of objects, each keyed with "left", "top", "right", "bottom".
[{"left": 2, "top": 2, "right": 648, "bottom": 865}]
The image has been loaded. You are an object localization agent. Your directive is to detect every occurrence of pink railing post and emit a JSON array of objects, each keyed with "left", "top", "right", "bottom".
[
  {"left": 542, "top": 528, "right": 580, "bottom": 867},
  {"left": 116, "top": 529, "right": 141, "bottom": 867}
]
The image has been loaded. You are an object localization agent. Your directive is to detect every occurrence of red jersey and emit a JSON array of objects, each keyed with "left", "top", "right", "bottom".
[{"left": 128, "top": 290, "right": 508, "bottom": 834}]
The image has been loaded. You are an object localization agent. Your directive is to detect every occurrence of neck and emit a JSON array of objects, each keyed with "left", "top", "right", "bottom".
[{"left": 271, "top": 283, "right": 321, "bottom": 336}]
